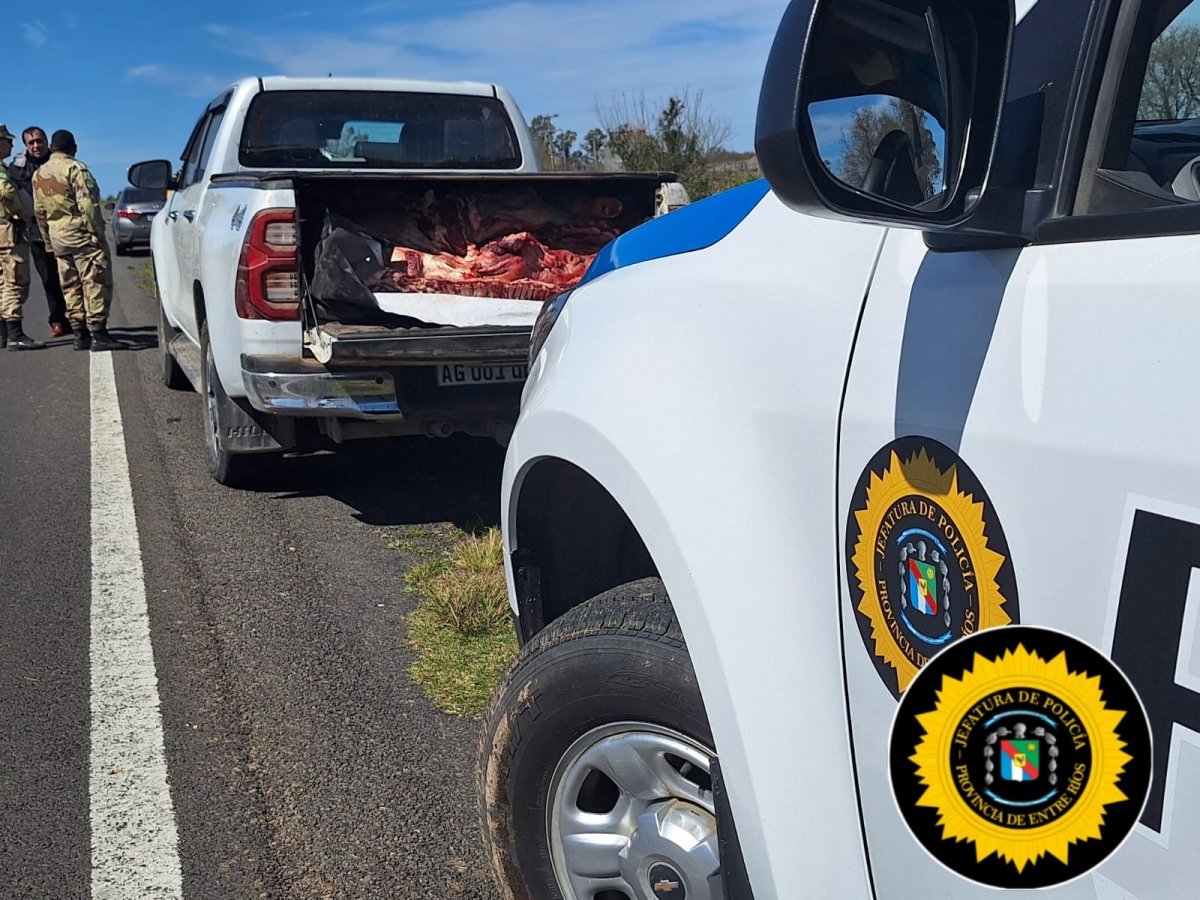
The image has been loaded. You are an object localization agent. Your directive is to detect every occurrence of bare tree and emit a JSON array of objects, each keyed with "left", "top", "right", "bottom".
[
  {"left": 1139, "top": 24, "right": 1200, "bottom": 120},
  {"left": 596, "top": 89, "right": 733, "bottom": 197},
  {"left": 529, "top": 114, "right": 559, "bottom": 169},
  {"left": 837, "top": 97, "right": 942, "bottom": 199},
  {"left": 582, "top": 128, "right": 608, "bottom": 168},
  {"left": 552, "top": 130, "right": 578, "bottom": 169}
]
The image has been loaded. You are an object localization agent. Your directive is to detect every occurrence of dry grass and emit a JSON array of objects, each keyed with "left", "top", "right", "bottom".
[
  {"left": 399, "top": 528, "right": 518, "bottom": 716},
  {"left": 134, "top": 259, "right": 158, "bottom": 298}
]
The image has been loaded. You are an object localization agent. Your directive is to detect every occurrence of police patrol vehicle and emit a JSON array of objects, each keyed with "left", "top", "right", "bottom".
[{"left": 479, "top": 0, "right": 1200, "bottom": 897}]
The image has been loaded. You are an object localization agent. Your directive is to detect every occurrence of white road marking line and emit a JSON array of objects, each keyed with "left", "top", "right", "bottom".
[{"left": 90, "top": 350, "right": 183, "bottom": 899}]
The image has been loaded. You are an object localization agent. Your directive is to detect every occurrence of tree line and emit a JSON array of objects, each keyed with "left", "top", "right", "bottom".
[{"left": 530, "top": 90, "right": 760, "bottom": 199}]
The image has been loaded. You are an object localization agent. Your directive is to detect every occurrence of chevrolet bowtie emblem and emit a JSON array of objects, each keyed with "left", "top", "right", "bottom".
[{"left": 653, "top": 880, "right": 681, "bottom": 893}]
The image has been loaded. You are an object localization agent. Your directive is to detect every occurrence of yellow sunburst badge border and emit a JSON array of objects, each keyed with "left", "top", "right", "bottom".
[
  {"left": 910, "top": 644, "right": 1131, "bottom": 873},
  {"left": 850, "top": 446, "right": 1012, "bottom": 693}
]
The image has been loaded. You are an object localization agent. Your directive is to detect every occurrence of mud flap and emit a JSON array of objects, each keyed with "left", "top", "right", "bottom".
[{"left": 217, "top": 389, "right": 297, "bottom": 454}]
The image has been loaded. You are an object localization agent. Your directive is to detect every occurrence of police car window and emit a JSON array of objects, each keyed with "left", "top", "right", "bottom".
[
  {"left": 1080, "top": 0, "right": 1200, "bottom": 213},
  {"left": 1138, "top": 2, "right": 1200, "bottom": 122},
  {"left": 809, "top": 94, "right": 946, "bottom": 201},
  {"left": 1133, "top": 1, "right": 1200, "bottom": 199}
]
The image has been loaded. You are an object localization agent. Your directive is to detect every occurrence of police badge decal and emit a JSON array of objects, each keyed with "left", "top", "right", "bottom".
[
  {"left": 890, "top": 627, "right": 1152, "bottom": 888},
  {"left": 846, "top": 437, "right": 1019, "bottom": 696}
]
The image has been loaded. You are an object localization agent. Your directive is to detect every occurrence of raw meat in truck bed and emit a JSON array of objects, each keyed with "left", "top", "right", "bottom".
[
  {"left": 360, "top": 188, "right": 622, "bottom": 301},
  {"left": 368, "top": 232, "right": 590, "bottom": 301}
]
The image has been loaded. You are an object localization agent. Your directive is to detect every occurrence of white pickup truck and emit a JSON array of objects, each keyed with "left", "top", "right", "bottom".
[{"left": 129, "top": 77, "right": 679, "bottom": 485}]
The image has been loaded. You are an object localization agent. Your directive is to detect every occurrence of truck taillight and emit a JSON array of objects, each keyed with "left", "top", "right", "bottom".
[{"left": 235, "top": 208, "right": 300, "bottom": 321}]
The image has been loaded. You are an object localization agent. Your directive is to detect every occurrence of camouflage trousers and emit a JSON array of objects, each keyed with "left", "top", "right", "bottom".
[
  {"left": 56, "top": 243, "right": 112, "bottom": 328},
  {"left": 0, "top": 242, "right": 31, "bottom": 319}
]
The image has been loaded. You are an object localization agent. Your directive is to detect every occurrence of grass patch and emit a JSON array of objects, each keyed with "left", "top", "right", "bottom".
[
  {"left": 398, "top": 528, "right": 518, "bottom": 716},
  {"left": 134, "top": 259, "right": 157, "bottom": 298}
]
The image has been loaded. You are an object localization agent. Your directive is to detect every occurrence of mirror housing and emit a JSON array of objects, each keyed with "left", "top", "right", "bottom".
[
  {"left": 128, "top": 159, "right": 174, "bottom": 191},
  {"left": 756, "top": 0, "right": 1014, "bottom": 231}
]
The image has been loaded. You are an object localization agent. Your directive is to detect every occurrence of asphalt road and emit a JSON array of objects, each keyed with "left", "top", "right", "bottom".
[{"left": 0, "top": 243, "right": 508, "bottom": 899}]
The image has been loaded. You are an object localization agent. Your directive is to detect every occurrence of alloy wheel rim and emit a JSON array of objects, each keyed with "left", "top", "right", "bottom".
[
  {"left": 548, "top": 722, "right": 721, "bottom": 900},
  {"left": 203, "top": 351, "right": 219, "bottom": 455}
]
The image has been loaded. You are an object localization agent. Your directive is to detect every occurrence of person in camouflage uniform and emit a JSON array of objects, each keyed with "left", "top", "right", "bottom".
[
  {"left": 32, "top": 129, "right": 124, "bottom": 351},
  {"left": 9, "top": 126, "right": 71, "bottom": 337},
  {"left": 0, "top": 123, "right": 44, "bottom": 350}
]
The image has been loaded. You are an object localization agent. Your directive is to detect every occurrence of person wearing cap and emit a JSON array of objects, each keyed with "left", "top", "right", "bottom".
[
  {"left": 0, "top": 123, "right": 43, "bottom": 350},
  {"left": 32, "top": 129, "right": 124, "bottom": 351},
  {"left": 8, "top": 126, "right": 71, "bottom": 337}
]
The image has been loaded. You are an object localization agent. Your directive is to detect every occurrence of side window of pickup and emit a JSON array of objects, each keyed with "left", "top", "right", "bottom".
[
  {"left": 193, "top": 109, "right": 225, "bottom": 185},
  {"left": 179, "top": 108, "right": 225, "bottom": 190},
  {"left": 178, "top": 113, "right": 207, "bottom": 190}
]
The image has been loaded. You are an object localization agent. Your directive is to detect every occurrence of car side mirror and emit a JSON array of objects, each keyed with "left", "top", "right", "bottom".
[
  {"left": 128, "top": 159, "right": 175, "bottom": 193},
  {"left": 756, "top": 0, "right": 1014, "bottom": 231}
]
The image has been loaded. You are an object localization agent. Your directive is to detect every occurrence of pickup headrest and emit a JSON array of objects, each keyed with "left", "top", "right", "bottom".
[
  {"left": 276, "top": 119, "right": 319, "bottom": 149},
  {"left": 355, "top": 141, "right": 408, "bottom": 163},
  {"left": 444, "top": 119, "right": 486, "bottom": 161},
  {"left": 400, "top": 120, "right": 442, "bottom": 162}
]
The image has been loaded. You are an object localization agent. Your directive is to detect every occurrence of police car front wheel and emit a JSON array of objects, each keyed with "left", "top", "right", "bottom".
[{"left": 479, "top": 578, "right": 725, "bottom": 900}]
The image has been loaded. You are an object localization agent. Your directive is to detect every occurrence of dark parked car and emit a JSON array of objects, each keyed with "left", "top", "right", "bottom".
[{"left": 110, "top": 187, "right": 165, "bottom": 255}]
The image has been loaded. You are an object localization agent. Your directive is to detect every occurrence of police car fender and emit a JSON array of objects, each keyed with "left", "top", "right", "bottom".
[{"left": 503, "top": 189, "right": 886, "bottom": 897}]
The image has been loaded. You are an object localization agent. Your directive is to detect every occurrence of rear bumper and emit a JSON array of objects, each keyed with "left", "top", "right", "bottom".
[
  {"left": 112, "top": 222, "right": 154, "bottom": 243},
  {"left": 312, "top": 323, "right": 532, "bottom": 363},
  {"left": 240, "top": 353, "right": 525, "bottom": 428},
  {"left": 241, "top": 355, "right": 400, "bottom": 417}
]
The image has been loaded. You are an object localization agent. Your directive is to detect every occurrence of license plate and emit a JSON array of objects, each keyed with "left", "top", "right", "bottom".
[{"left": 437, "top": 363, "right": 528, "bottom": 387}]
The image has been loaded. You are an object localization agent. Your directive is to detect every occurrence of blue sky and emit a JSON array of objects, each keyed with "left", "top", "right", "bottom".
[{"left": 7, "top": 0, "right": 791, "bottom": 197}]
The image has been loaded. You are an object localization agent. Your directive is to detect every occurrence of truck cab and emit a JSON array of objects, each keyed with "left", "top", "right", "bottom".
[{"left": 480, "top": 0, "right": 1200, "bottom": 897}]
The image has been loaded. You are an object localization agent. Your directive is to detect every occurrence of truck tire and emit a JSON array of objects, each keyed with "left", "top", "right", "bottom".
[
  {"left": 479, "top": 579, "right": 723, "bottom": 900},
  {"left": 159, "top": 304, "right": 190, "bottom": 391},
  {"left": 199, "top": 322, "right": 256, "bottom": 487}
]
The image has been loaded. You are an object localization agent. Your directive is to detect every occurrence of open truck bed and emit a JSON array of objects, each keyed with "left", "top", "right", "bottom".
[
  {"left": 219, "top": 169, "right": 678, "bottom": 447},
  {"left": 287, "top": 171, "right": 674, "bottom": 363}
]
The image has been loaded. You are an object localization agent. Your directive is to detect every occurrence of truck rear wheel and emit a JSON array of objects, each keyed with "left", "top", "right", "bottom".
[
  {"left": 199, "top": 323, "right": 257, "bottom": 487},
  {"left": 479, "top": 579, "right": 724, "bottom": 900}
]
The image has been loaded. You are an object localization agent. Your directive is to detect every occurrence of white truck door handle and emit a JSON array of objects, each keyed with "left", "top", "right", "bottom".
[{"left": 182, "top": 210, "right": 196, "bottom": 222}]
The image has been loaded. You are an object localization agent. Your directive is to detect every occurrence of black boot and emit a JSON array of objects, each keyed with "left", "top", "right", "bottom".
[
  {"left": 89, "top": 327, "right": 127, "bottom": 352},
  {"left": 72, "top": 323, "right": 91, "bottom": 351},
  {"left": 6, "top": 320, "right": 44, "bottom": 351},
  {"left": 0, "top": 322, "right": 6, "bottom": 349}
]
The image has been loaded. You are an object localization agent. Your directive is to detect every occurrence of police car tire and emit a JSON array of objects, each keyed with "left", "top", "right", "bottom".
[
  {"left": 478, "top": 578, "right": 715, "bottom": 899},
  {"left": 159, "top": 304, "right": 190, "bottom": 391}
]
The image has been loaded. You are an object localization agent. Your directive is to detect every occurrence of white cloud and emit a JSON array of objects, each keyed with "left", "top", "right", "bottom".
[
  {"left": 22, "top": 20, "right": 48, "bottom": 47},
  {"left": 205, "top": 0, "right": 791, "bottom": 150},
  {"left": 125, "top": 64, "right": 233, "bottom": 100}
]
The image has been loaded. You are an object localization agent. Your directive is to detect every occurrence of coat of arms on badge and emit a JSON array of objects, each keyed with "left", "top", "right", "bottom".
[
  {"left": 889, "top": 626, "right": 1152, "bottom": 889},
  {"left": 845, "top": 437, "right": 1020, "bottom": 696}
]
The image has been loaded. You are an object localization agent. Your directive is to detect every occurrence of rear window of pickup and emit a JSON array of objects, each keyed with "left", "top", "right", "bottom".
[{"left": 239, "top": 90, "right": 522, "bottom": 170}]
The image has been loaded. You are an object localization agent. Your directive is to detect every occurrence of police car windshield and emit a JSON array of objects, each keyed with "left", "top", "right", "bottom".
[{"left": 239, "top": 91, "right": 522, "bottom": 170}]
